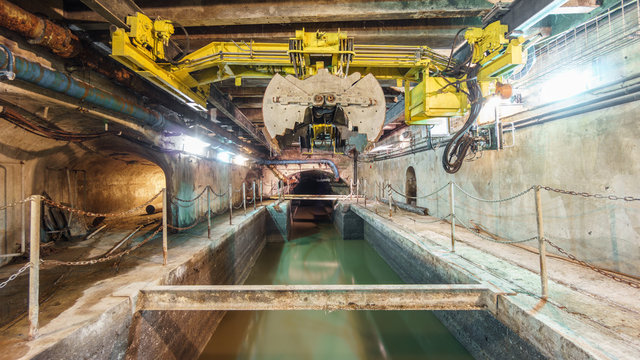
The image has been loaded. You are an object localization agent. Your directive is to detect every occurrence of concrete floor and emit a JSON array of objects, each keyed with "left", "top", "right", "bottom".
[
  {"left": 0, "top": 206, "right": 265, "bottom": 359},
  {"left": 351, "top": 200, "right": 640, "bottom": 359}
]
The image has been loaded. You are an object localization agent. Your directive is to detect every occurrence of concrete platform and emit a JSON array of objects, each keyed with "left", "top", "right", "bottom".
[
  {"left": 349, "top": 200, "right": 640, "bottom": 359},
  {"left": 0, "top": 206, "right": 270, "bottom": 359}
]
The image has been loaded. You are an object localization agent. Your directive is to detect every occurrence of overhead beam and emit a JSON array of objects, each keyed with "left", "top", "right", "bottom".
[
  {"left": 77, "top": 0, "right": 182, "bottom": 58},
  {"left": 67, "top": 1, "right": 504, "bottom": 27},
  {"left": 500, "top": 0, "right": 570, "bottom": 32},
  {"left": 208, "top": 86, "right": 276, "bottom": 154},
  {"left": 77, "top": 0, "right": 141, "bottom": 29},
  {"left": 173, "top": 27, "right": 466, "bottom": 49},
  {"left": 138, "top": 284, "right": 492, "bottom": 311}
]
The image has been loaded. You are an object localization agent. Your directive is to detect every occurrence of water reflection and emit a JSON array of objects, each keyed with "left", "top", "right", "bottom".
[{"left": 199, "top": 222, "right": 472, "bottom": 360}]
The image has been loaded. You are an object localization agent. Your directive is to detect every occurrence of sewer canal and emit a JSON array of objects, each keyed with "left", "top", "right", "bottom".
[{"left": 199, "top": 222, "right": 472, "bottom": 359}]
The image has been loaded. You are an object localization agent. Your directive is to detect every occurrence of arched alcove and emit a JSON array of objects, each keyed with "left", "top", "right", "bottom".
[{"left": 406, "top": 166, "right": 417, "bottom": 206}]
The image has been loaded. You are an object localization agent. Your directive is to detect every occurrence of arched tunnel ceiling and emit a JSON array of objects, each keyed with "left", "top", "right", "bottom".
[{"left": 3, "top": 0, "right": 603, "bottom": 157}]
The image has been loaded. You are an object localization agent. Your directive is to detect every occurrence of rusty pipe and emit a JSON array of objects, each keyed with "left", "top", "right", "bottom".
[{"left": 0, "top": 0, "right": 81, "bottom": 57}]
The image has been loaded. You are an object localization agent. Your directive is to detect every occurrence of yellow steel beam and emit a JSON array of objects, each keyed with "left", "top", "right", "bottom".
[{"left": 110, "top": 15, "right": 523, "bottom": 127}]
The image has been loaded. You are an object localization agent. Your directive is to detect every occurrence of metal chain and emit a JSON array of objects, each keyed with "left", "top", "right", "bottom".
[
  {"left": 0, "top": 196, "right": 33, "bottom": 211},
  {"left": 172, "top": 187, "right": 208, "bottom": 203},
  {"left": 454, "top": 183, "right": 535, "bottom": 203},
  {"left": 454, "top": 215, "right": 538, "bottom": 244},
  {"left": 207, "top": 186, "right": 228, "bottom": 198},
  {"left": 544, "top": 238, "right": 640, "bottom": 289},
  {"left": 540, "top": 186, "right": 640, "bottom": 202},
  {"left": 233, "top": 202, "right": 244, "bottom": 209},
  {"left": 167, "top": 219, "right": 202, "bottom": 231},
  {"left": 41, "top": 226, "right": 162, "bottom": 267},
  {"left": 170, "top": 198, "right": 196, "bottom": 208},
  {"left": 0, "top": 262, "right": 31, "bottom": 289},
  {"left": 43, "top": 190, "right": 163, "bottom": 218},
  {"left": 389, "top": 182, "right": 450, "bottom": 200}
]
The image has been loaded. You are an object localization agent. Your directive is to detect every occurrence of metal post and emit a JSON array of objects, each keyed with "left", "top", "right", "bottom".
[
  {"left": 259, "top": 180, "right": 263, "bottom": 206},
  {"left": 279, "top": 180, "right": 283, "bottom": 201},
  {"left": 375, "top": 181, "right": 379, "bottom": 205},
  {"left": 28, "top": 195, "right": 41, "bottom": 340},
  {"left": 388, "top": 183, "right": 393, "bottom": 217},
  {"left": 20, "top": 161, "right": 25, "bottom": 253},
  {"left": 356, "top": 179, "right": 360, "bottom": 204},
  {"left": 449, "top": 182, "right": 455, "bottom": 252},
  {"left": 162, "top": 188, "right": 168, "bottom": 265},
  {"left": 207, "top": 186, "right": 211, "bottom": 239},
  {"left": 350, "top": 179, "right": 353, "bottom": 198},
  {"left": 242, "top": 182, "right": 246, "bottom": 215},
  {"left": 364, "top": 179, "right": 367, "bottom": 207},
  {"left": 535, "top": 186, "right": 549, "bottom": 299},
  {"left": 228, "top": 183, "right": 233, "bottom": 225}
]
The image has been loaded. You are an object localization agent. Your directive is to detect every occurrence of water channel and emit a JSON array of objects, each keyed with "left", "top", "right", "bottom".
[{"left": 199, "top": 221, "right": 472, "bottom": 360}]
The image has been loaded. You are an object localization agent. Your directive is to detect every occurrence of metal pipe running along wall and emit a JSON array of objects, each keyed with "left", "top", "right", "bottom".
[
  {"left": 258, "top": 159, "right": 340, "bottom": 180},
  {"left": 0, "top": 0, "right": 81, "bottom": 58},
  {"left": 0, "top": 47, "right": 169, "bottom": 130}
]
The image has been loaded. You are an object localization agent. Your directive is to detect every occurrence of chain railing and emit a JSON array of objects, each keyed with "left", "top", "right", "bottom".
[
  {"left": 365, "top": 180, "right": 640, "bottom": 299},
  {"left": 43, "top": 190, "right": 163, "bottom": 218},
  {"left": 41, "top": 226, "right": 163, "bottom": 267},
  {"left": 0, "top": 262, "right": 30, "bottom": 289},
  {"left": 544, "top": 238, "right": 640, "bottom": 289},
  {"left": 4, "top": 179, "right": 268, "bottom": 340}
]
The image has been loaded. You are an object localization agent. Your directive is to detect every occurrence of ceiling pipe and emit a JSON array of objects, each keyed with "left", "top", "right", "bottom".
[
  {"left": 0, "top": 46, "right": 179, "bottom": 132},
  {"left": 0, "top": 0, "right": 81, "bottom": 57},
  {"left": 258, "top": 159, "right": 340, "bottom": 180}
]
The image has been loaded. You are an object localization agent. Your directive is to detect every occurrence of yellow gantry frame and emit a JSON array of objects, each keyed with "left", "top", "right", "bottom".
[{"left": 110, "top": 13, "right": 523, "bottom": 124}]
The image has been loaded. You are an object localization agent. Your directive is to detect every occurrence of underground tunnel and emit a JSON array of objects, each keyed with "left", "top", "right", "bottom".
[{"left": 0, "top": 1, "right": 640, "bottom": 359}]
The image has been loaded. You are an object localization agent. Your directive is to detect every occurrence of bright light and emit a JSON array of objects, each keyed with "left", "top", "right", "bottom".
[
  {"left": 233, "top": 154, "right": 248, "bottom": 166},
  {"left": 216, "top": 151, "right": 232, "bottom": 163},
  {"left": 182, "top": 136, "right": 210, "bottom": 155},
  {"left": 539, "top": 68, "right": 592, "bottom": 103},
  {"left": 368, "top": 144, "right": 394, "bottom": 153}
]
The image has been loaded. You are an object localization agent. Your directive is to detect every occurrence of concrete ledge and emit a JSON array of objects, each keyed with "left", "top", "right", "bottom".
[
  {"left": 0, "top": 207, "right": 268, "bottom": 360},
  {"left": 138, "top": 284, "right": 492, "bottom": 311},
  {"left": 350, "top": 203, "right": 640, "bottom": 360}
]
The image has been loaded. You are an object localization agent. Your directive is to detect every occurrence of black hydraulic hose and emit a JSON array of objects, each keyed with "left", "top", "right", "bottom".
[{"left": 442, "top": 68, "right": 482, "bottom": 174}]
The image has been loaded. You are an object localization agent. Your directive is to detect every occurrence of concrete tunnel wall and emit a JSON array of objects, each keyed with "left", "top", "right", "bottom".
[
  {"left": 359, "top": 91, "right": 640, "bottom": 279},
  {"left": 359, "top": 37, "right": 640, "bottom": 278}
]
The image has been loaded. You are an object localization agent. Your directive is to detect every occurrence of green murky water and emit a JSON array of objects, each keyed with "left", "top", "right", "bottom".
[{"left": 199, "top": 222, "right": 472, "bottom": 360}]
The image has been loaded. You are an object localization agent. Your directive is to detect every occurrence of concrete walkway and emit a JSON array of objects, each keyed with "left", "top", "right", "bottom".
[
  {"left": 351, "top": 201, "right": 640, "bottom": 359},
  {"left": 0, "top": 206, "right": 266, "bottom": 360}
]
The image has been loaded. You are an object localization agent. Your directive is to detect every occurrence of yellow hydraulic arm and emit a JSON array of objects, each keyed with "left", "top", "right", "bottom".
[{"left": 110, "top": 12, "right": 523, "bottom": 125}]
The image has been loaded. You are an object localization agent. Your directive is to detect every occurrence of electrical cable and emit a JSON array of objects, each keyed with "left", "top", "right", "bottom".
[{"left": 441, "top": 67, "right": 482, "bottom": 174}]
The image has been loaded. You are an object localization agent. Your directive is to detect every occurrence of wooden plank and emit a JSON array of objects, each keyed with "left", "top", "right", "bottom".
[{"left": 138, "top": 284, "right": 491, "bottom": 311}]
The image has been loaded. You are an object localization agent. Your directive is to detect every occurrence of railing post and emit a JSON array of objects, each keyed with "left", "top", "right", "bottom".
[
  {"left": 228, "top": 183, "right": 233, "bottom": 225},
  {"left": 207, "top": 186, "right": 211, "bottom": 239},
  {"left": 162, "top": 188, "right": 168, "bottom": 265},
  {"left": 364, "top": 179, "right": 367, "bottom": 207},
  {"left": 356, "top": 178, "right": 360, "bottom": 204},
  {"left": 279, "top": 180, "right": 283, "bottom": 201},
  {"left": 375, "top": 181, "right": 379, "bottom": 205},
  {"left": 242, "top": 182, "right": 247, "bottom": 215},
  {"left": 388, "top": 183, "right": 393, "bottom": 217},
  {"left": 449, "top": 182, "right": 455, "bottom": 252},
  {"left": 350, "top": 179, "right": 353, "bottom": 198},
  {"left": 535, "top": 186, "right": 549, "bottom": 299},
  {"left": 28, "top": 195, "right": 41, "bottom": 340},
  {"left": 259, "top": 180, "right": 263, "bottom": 206},
  {"left": 252, "top": 181, "right": 256, "bottom": 211}
]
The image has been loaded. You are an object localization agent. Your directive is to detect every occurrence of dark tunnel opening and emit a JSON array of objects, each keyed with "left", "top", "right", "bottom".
[{"left": 289, "top": 170, "right": 338, "bottom": 224}]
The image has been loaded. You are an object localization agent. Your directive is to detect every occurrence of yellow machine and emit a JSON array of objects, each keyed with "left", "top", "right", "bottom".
[{"left": 111, "top": 13, "right": 523, "bottom": 155}]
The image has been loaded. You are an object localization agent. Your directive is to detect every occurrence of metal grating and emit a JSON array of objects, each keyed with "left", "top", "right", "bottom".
[{"left": 511, "top": 0, "right": 640, "bottom": 87}]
